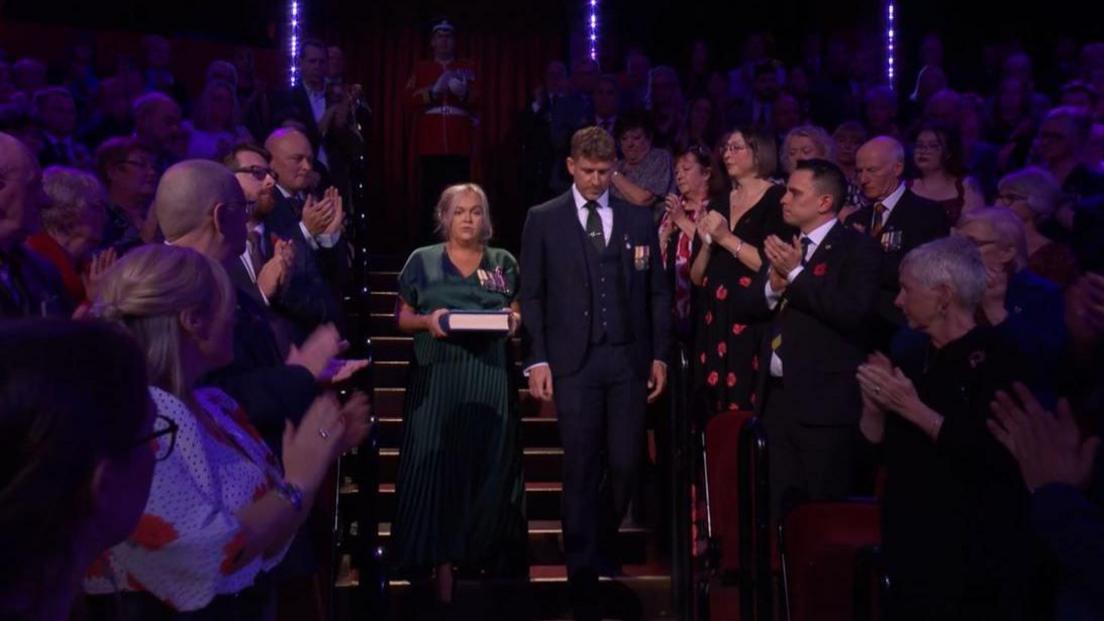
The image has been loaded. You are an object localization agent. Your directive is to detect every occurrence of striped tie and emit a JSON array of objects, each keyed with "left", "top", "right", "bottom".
[{"left": 769, "top": 237, "right": 812, "bottom": 359}]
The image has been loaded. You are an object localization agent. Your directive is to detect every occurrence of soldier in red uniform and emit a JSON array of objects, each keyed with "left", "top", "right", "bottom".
[{"left": 406, "top": 19, "right": 478, "bottom": 241}]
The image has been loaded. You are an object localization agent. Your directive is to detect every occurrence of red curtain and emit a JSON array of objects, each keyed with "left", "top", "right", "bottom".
[{"left": 333, "top": 9, "right": 566, "bottom": 254}]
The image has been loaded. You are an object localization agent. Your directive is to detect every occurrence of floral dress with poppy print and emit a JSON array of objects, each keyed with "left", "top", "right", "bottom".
[
  {"left": 694, "top": 184, "right": 793, "bottom": 414},
  {"left": 84, "top": 386, "right": 289, "bottom": 611}
]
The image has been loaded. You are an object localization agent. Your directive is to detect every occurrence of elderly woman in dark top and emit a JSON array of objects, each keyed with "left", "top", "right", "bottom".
[
  {"left": 610, "top": 111, "right": 673, "bottom": 220},
  {"left": 957, "top": 207, "right": 1067, "bottom": 406},
  {"left": 996, "top": 166, "right": 1080, "bottom": 288},
  {"left": 94, "top": 136, "right": 159, "bottom": 254},
  {"left": 857, "top": 236, "right": 1044, "bottom": 620}
]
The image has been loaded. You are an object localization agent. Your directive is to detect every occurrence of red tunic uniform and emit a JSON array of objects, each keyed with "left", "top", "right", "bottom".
[{"left": 406, "top": 59, "right": 478, "bottom": 157}]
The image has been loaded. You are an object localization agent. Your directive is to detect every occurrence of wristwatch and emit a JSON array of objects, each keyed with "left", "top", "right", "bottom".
[{"left": 273, "top": 479, "right": 304, "bottom": 512}]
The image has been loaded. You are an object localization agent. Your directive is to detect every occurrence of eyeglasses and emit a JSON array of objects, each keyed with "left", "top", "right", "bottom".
[
  {"left": 130, "top": 414, "right": 179, "bottom": 462},
  {"left": 722, "top": 143, "right": 749, "bottom": 154},
  {"left": 233, "top": 166, "right": 278, "bottom": 182}
]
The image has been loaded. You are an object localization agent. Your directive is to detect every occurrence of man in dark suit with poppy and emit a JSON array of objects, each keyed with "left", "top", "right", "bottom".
[
  {"left": 752, "top": 158, "right": 882, "bottom": 518},
  {"left": 520, "top": 126, "right": 670, "bottom": 621},
  {"left": 846, "top": 136, "right": 950, "bottom": 347}
]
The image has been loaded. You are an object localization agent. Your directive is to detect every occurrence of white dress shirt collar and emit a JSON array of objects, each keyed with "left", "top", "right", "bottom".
[
  {"left": 801, "top": 217, "right": 837, "bottom": 254},
  {"left": 571, "top": 185, "right": 609, "bottom": 211},
  {"left": 879, "top": 181, "right": 907, "bottom": 214}
]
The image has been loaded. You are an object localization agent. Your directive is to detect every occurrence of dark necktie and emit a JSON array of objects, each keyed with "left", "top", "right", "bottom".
[
  {"left": 871, "top": 203, "right": 887, "bottom": 238},
  {"left": 585, "top": 201, "right": 605, "bottom": 251},
  {"left": 800, "top": 236, "right": 812, "bottom": 267},
  {"left": 247, "top": 229, "right": 264, "bottom": 276}
]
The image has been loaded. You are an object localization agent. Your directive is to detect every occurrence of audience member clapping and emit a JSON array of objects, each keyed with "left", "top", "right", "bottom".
[{"left": 83, "top": 244, "right": 369, "bottom": 614}]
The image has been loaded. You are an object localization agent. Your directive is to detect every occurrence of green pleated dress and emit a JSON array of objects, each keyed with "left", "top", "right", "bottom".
[{"left": 391, "top": 244, "right": 527, "bottom": 577}]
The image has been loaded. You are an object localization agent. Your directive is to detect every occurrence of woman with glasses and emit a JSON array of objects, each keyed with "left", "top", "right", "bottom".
[
  {"left": 690, "top": 128, "right": 793, "bottom": 413},
  {"left": 995, "top": 166, "right": 1080, "bottom": 288},
  {"left": 93, "top": 136, "right": 160, "bottom": 254},
  {"left": 956, "top": 207, "right": 1067, "bottom": 406},
  {"left": 0, "top": 320, "right": 155, "bottom": 620},
  {"left": 908, "top": 121, "right": 984, "bottom": 224},
  {"left": 83, "top": 244, "right": 369, "bottom": 616}
]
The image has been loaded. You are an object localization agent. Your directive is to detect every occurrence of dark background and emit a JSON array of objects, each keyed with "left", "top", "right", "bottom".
[{"left": 3, "top": 0, "right": 1101, "bottom": 251}]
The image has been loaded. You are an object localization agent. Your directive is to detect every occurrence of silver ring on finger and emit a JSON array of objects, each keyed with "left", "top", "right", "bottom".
[{"left": 318, "top": 428, "right": 330, "bottom": 439}]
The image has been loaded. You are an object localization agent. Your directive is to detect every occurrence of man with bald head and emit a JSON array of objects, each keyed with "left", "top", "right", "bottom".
[
  {"left": 846, "top": 136, "right": 949, "bottom": 344},
  {"left": 156, "top": 159, "right": 248, "bottom": 263},
  {"left": 156, "top": 158, "right": 338, "bottom": 455},
  {"left": 0, "top": 132, "right": 69, "bottom": 317},
  {"left": 263, "top": 127, "right": 348, "bottom": 339}
]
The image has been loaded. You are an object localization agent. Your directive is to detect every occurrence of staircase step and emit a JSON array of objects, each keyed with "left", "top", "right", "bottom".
[
  {"left": 334, "top": 566, "right": 674, "bottom": 620},
  {"left": 368, "top": 270, "right": 400, "bottom": 291},
  {"left": 376, "top": 416, "right": 561, "bottom": 448},
  {"left": 373, "top": 387, "right": 556, "bottom": 419},
  {"left": 369, "top": 291, "right": 399, "bottom": 314},
  {"left": 378, "top": 447, "right": 563, "bottom": 482},
  {"left": 343, "top": 482, "right": 564, "bottom": 522},
  {"left": 373, "top": 520, "right": 650, "bottom": 566}
]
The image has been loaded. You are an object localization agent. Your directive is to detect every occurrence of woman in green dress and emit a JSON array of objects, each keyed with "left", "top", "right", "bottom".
[{"left": 392, "top": 183, "right": 527, "bottom": 605}]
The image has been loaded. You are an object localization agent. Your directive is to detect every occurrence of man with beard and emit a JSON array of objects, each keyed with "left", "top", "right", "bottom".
[{"left": 224, "top": 142, "right": 298, "bottom": 354}]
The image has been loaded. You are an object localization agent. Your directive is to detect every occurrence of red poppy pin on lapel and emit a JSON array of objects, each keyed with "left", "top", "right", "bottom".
[{"left": 813, "top": 263, "right": 828, "bottom": 277}]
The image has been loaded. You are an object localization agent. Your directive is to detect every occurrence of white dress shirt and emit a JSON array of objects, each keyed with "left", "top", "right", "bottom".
[
  {"left": 871, "top": 181, "right": 907, "bottom": 230},
  {"left": 304, "top": 84, "right": 329, "bottom": 167},
  {"left": 765, "top": 217, "right": 837, "bottom": 377},
  {"left": 572, "top": 184, "right": 612, "bottom": 245}
]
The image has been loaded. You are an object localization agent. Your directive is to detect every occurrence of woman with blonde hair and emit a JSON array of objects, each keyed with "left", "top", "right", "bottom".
[
  {"left": 780, "top": 124, "right": 836, "bottom": 175},
  {"left": 393, "top": 183, "right": 526, "bottom": 608},
  {"left": 83, "top": 244, "right": 369, "bottom": 616}
]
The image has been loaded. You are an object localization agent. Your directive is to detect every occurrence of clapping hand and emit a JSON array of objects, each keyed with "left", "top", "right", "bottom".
[
  {"left": 700, "top": 211, "right": 730, "bottom": 242},
  {"left": 286, "top": 323, "right": 345, "bottom": 380},
  {"left": 763, "top": 234, "right": 803, "bottom": 278},
  {"left": 336, "top": 390, "right": 373, "bottom": 454},
  {"left": 988, "top": 383, "right": 1100, "bottom": 492},
  {"left": 82, "top": 247, "right": 117, "bottom": 300},
  {"left": 302, "top": 194, "right": 336, "bottom": 237},
  {"left": 319, "top": 358, "right": 370, "bottom": 385},
  {"left": 321, "top": 187, "right": 344, "bottom": 237}
]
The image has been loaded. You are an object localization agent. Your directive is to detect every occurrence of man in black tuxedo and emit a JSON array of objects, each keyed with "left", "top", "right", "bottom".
[
  {"left": 845, "top": 136, "right": 949, "bottom": 346},
  {"left": 520, "top": 127, "right": 671, "bottom": 621},
  {"left": 753, "top": 159, "right": 882, "bottom": 517},
  {"left": 263, "top": 127, "right": 348, "bottom": 341}
]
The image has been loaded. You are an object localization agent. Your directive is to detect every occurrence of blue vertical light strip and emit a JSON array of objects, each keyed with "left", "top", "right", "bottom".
[
  {"left": 886, "top": 1, "right": 896, "bottom": 89},
  {"left": 588, "top": 0, "right": 599, "bottom": 62},
  {"left": 288, "top": 0, "right": 301, "bottom": 87}
]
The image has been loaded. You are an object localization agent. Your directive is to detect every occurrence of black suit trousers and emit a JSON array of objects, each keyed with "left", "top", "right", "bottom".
[
  {"left": 553, "top": 343, "right": 646, "bottom": 582},
  {"left": 763, "top": 378, "right": 855, "bottom": 521}
]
